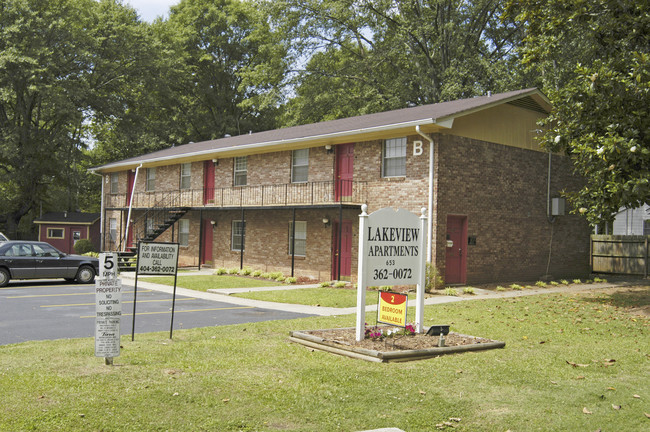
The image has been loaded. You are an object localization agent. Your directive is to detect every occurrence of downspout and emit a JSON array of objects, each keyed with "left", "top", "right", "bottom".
[
  {"left": 124, "top": 163, "right": 142, "bottom": 251},
  {"left": 416, "top": 126, "right": 434, "bottom": 263},
  {"left": 89, "top": 169, "right": 105, "bottom": 251}
]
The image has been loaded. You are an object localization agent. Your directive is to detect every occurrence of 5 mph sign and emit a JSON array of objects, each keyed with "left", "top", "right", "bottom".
[{"left": 95, "top": 253, "right": 121, "bottom": 363}]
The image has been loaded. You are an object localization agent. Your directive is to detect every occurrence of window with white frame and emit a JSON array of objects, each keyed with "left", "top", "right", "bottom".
[
  {"left": 233, "top": 156, "right": 247, "bottom": 186},
  {"left": 382, "top": 137, "right": 407, "bottom": 177},
  {"left": 291, "top": 149, "right": 309, "bottom": 183},
  {"left": 180, "top": 163, "right": 191, "bottom": 190},
  {"left": 109, "top": 218, "right": 117, "bottom": 242},
  {"left": 231, "top": 220, "right": 245, "bottom": 251},
  {"left": 179, "top": 219, "right": 190, "bottom": 247},
  {"left": 288, "top": 221, "right": 307, "bottom": 256},
  {"left": 110, "top": 173, "right": 119, "bottom": 194},
  {"left": 146, "top": 167, "right": 156, "bottom": 191}
]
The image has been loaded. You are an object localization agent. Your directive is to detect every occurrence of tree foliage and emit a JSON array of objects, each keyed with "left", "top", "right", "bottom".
[
  {"left": 508, "top": 0, "right": 650, "bottom": 226},
  {"left": 273, "top": 0, "right": 533, "bottom": 125}
]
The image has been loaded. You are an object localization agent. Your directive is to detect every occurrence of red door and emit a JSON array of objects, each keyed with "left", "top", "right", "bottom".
[
  {"left": 445, "top": 215, "right": 467, "bottom": 284},
  {"left": 201, "top": 219, "right": 213, "bottom": 264},
  {"left": 203, "top": 161, "right": 215, "bottom": 205},
  {"left": 332, "top": 220, "right": 352, "bottom": 280},
  {"left": 335, "top": 143, "right": 354, "bottom": 201},
  {"left": 127, "top": 170, "right": 135, "bottom": 206}
]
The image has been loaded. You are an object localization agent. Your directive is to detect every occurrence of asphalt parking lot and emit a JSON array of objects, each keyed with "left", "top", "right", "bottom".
[{"left": 0, "top": 279, "right": 312, "bottom": 345}]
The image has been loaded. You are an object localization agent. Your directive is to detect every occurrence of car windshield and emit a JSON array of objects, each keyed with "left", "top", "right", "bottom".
[{"left": 0, "top": 233, "right": 8, "bottom": 242}]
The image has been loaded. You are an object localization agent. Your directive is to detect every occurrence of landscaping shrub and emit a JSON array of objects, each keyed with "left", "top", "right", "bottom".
[
  {"left": 425, "top": 262, "right": 444, "bottom": 292},
  {"left": 73, "top": 239, "right": 94, "bottom": 255}
]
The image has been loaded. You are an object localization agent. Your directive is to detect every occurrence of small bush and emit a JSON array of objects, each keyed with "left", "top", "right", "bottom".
[
  {"left": 252, "top": 270, "right": 262, "bottom": 277},
  {"left": 550, "top": 281, "right": 559, "bottom": 286},
  {"left": 560, "top": 279, "right": 570, "bottom": 285},
  {"left": 260, "top": 273, "right": 271, "bottom": 279},
  {"left": 215, "top": 268, "right": 227, "bottom": 275},
  {"left": 510, "top": 284, "right": 523, "bottom": 290},
  {"left": 572, "top": 279, "right": 581, "bottom": 284},
  {"left": 444, "top": 287, "right": 458, "bottom": 296},
  {"left": 83, "top": 252, "right": 99, "bottom": 258},
  {"left": 275, "top": 276, "right": 285, "bottom": 283},
  {"left": 268, "top": 271, "right": 284, "bottom": 280},
  {"left": 380, "top": 285, "right": 393, "bottom": 292},
  {"left": 238, "top": 267, "right": 252, "bottom": 276},
  {"left": 496, "top": 286, "right": 506, "bottom": 292},
  {"left": 285, "top": 277, "right": 297, "bottom": 284},
  {"left": 319, "top": 281, "right": 332, "bottom": 287},
  {"left": 425, "top": 262, "right": 444, "bottom": 292},
  {"left": 227, "top": 268, "right": 239, "bottom": 275},
  {"left": 333, "top": 281, "right": 346, "bottom": 288},
  {"left": 593, "top": 277, "right": 607, "bottom": 283},
  {"left": 463, "top": 287, "right": 475, "bottom": 295},
  {"left": 73, "top": 239, "right": 94, "bottom": 255},
  {"left": 535, "top": 281, "right": 547, "bottom": 288}
]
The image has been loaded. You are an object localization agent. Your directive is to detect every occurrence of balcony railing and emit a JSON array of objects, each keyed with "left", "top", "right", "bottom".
[{"left": 106, "top": 180, "right": 367, "bottom": 209}]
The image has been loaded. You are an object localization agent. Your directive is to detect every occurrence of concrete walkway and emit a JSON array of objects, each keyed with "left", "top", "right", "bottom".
[{"left": 119, "top": 271, "right": 647, "bottom": 317}]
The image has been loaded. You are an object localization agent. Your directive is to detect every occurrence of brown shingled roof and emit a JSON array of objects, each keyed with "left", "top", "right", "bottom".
[{"left": 92, "top": 88, "right": 549, "bottom": 173}]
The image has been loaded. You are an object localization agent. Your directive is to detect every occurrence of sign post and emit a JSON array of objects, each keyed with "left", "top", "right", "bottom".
[
  {"left": 95, "top": 253, "right": 121, "bottom": 365},
  {"left": 356, "top": 205, "right": 427, "bottom": 341},
  {"left": 132, "top": 242, "right": 180, "bottom": 340}
]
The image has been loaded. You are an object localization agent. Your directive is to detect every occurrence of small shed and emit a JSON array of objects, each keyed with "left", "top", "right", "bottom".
[{"left": 33, "top": 212, "right": 101, "bottom": 254}]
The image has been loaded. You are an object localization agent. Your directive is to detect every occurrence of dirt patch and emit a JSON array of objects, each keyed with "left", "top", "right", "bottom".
[{"left": 304, "top": 326, "right": 494, "bottom": 352}]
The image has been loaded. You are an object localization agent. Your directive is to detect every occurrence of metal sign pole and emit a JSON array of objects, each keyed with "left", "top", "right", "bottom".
[{"left": 169, "top": 249, "right": 180, "bottom": 339}]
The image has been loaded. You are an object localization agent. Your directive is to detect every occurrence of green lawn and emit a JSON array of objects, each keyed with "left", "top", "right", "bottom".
[
  {"left": 144, "top": 275, "right": 281, "bottom": 291},
  {"left": 1, "top": 287, "right": 648, "bottom": 431},
  {"left": 232, "top": 287, "right": 416, "bottom": 308}
]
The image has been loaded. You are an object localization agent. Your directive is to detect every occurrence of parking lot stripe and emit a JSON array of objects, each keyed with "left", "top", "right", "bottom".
[
  {"left": 8, "top": 289, "right": 152, "bottom": 299},
  {"left": 79, "top": 306, "right": 254, "bottom": 318},
  {"left": 41, "top": 298, "right": 197, "bottom": 308}
]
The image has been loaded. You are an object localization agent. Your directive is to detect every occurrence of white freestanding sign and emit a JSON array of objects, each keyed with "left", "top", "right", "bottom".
[
  {"left": 137, "top": 243, "right": 179, "bottom": 275},
  {"left": 95, "top": 253, "right": 122, "bottom": 361},
  {"left": 356, "top": 205, "right": 427, "bottom": 341}
]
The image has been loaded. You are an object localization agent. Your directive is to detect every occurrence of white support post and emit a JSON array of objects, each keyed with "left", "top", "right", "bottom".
[
  {"left": 416, "top": 207, "right": 428, "bottom": 333},
  {"left": 355, "top": 204, "right": 369, "bottom": 341}
]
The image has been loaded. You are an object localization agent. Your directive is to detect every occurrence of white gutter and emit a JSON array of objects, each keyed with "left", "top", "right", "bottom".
[
  {"left": 123, "top": 164, "right": 142, "bottom": 251},
  {"left": 416, "top": 125, "right": 434, "bottom": 263},
  {"left": 89, "top": 169, "right": 105, "bottom": 251}
]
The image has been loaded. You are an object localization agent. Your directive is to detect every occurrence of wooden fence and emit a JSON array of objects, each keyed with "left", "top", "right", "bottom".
[{"left": 591, "top": 235, "right": 649, "bottom": 277}]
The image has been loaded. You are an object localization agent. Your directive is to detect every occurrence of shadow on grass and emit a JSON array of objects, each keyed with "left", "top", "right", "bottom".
[{"left": 580, "top": 285, "right": 650, "bottom": 311}]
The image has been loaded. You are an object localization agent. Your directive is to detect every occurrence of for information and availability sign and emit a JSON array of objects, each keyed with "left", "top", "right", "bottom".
[
  {"left": 137, "top": 242, "right": 179, "bottom": 275},
  {"left": 377, "top": 292, "right": 408, "bottom": 327}
]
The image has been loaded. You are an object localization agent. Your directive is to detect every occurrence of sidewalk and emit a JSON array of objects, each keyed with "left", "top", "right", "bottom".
[{"left": 119, "top": 271, "right": 647, "bottom": 317}]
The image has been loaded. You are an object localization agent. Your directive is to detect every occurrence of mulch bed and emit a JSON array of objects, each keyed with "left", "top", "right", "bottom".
[{"left": 303, "top": 326, "right": 494, "bottom": 352}]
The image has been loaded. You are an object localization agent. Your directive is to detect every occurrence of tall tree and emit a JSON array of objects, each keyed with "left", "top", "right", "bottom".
[
  {"left": 508, "top": 0, "right": 650, "bottom": 227},
  {"left": 0, "top": 0, "right": 154, "bottom": 236},
  {"left": 273, "top": 0, "right": 533, "bottom": 125}
]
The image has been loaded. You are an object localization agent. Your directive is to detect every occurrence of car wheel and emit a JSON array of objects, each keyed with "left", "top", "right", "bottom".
[
  {"left": 76, "top": 265, "right": 95, "bottom": 284},
  {"left": 0, "top": 268, "right": 9, "bottom": 287}
]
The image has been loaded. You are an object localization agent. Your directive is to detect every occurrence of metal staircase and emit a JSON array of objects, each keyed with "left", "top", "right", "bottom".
[{"left": 117, "top": 193, "right": 190, "bottom": 271}]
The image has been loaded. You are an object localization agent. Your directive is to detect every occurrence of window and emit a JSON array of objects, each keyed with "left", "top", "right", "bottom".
[
  {"left": 233, "top": 156, "right": 247, "bottom": 186},
  {"left": 231, "top": 220, "right": 245, "bottom": 251},
  {"left": 180, "top": 163, "right": 191, "bottom": 190},
  {"left": 146, "top": 168, "right": 156, "bottom": 192},
  {"left": 110, "top": 173, "right": 119, "bottom": 194},
  {"left": 288, "top": 221, "right": 307, "bottom": 256},
  {"left": 3, "top": 244, "right": 32, "bottom": 257},
  {"left": 382, "top": 137, "right": 407, "bottom": 177},
  {"left": 47, "top": 228, "right": 64, "bottom": 239},
  {"left": 33, "top": 243, "right": 61, "bottom": 257},
  {"left": 109, "top": 218, "right": 117, "bottom": 242},
  {"left": 644, "top": 219, "right": 650, "bottom": 236},
  {"left": 145, "top": 218, "right": 154, "bottom": 236},
  {"left": 291, "top": 149, "right": 309, "bottom": 183},
  {"left": 179, "top": 219, "right": 190, "bottom": 247}
]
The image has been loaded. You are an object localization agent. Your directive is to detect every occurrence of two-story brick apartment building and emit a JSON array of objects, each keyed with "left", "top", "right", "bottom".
[{"left": 90, "top": 88, "right": 591, "bottom": 284}]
